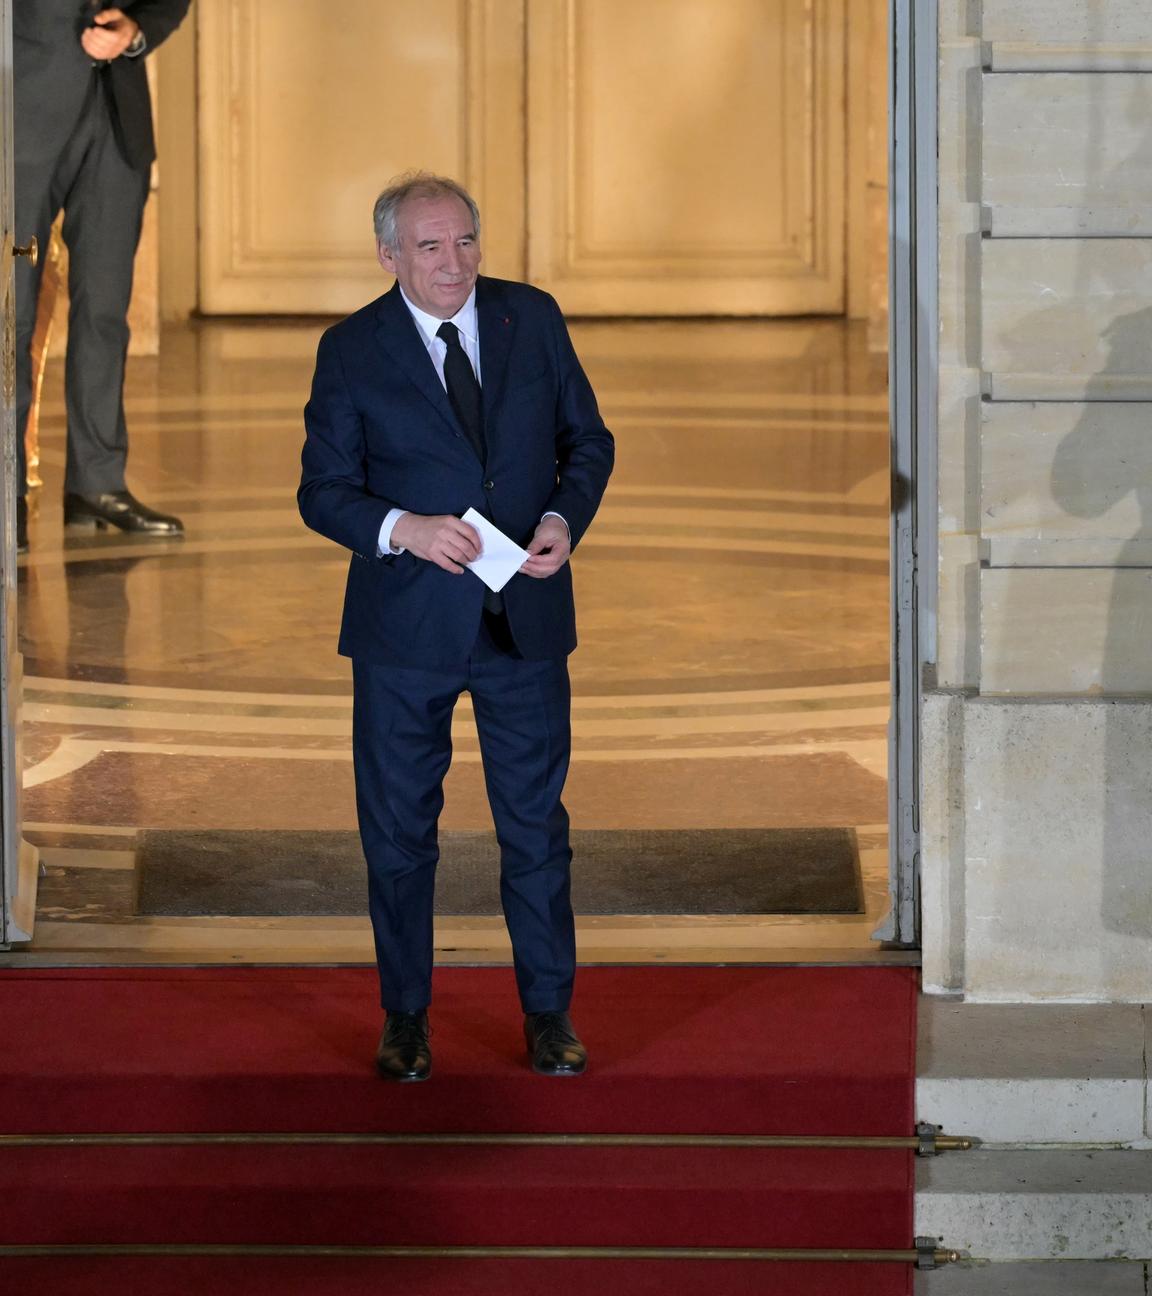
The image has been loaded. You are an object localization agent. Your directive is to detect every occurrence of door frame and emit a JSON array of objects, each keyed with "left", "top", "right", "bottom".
[
  {"left": 0, "top": 0, "right": 933, "bottom": 949},
  {"left": 879, "top": 0, "right": 936, "bottom": 946},
  {"left": 0, "top": 0, "right": 36, "bottom": 946}
]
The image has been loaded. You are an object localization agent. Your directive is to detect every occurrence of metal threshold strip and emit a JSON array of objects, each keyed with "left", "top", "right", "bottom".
[
  {"left": 0, "top": 1129, "right": 973, "bottom": 1152},
  {"left": 0, "top": 1243, "right": 963, "bottom": 1269}
]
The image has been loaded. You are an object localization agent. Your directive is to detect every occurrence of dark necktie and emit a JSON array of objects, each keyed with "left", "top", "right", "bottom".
[
  {"left": 436, "top": 321, "right": 503, "bottom": 615},
  {"left": 436, "top": 322, "right": 486, "bottom": 465}
]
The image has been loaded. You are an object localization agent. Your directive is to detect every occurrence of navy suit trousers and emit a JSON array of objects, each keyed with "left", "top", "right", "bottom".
[{"left": 352, "top": 617, "right": 575, "bottom": 1015}]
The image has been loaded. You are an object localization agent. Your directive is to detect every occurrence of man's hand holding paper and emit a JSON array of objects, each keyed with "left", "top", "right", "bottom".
[
  {"left": 460, "top": 508, "right": 531, "bottom": 593},
  {"left": 520, "top": 515, "right": 572, "bottom": 579},
  {"left": 389, "top": 512, "right": 482, "bottom": 574}
]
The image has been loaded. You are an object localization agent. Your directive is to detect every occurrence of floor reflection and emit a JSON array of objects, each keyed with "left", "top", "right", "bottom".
[{"left": 14, "top": 317, "right": 897, "bottom": 966}]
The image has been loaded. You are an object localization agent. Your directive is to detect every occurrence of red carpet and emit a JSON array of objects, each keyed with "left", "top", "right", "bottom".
[
  {"left": 2, "top": 1144, "right": 911, "bottom": 1247},
  {"left": 0, "top": 965, "right": 916, "bottom": 1133},
  {"left": 0, "top": 1257, "right": 912, "bottom": 1295},
  {"left": 0, "top": 966, "right": 918, "bottom": 1294}
]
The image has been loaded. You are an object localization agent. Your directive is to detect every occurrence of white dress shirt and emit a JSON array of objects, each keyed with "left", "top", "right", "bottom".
[{"left": 377, "top": 287, "right": 567, "bottom": 556}]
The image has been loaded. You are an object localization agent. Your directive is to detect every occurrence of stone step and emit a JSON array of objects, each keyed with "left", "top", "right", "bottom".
[
  {"left": 916, "top": 1149, "right": 1152, "bottom": 1261},
  {"left": 917, "top": 1000, "right": 1148, "bottom": 1144},
  {"left": 916, "top": 1261, "right": 1146, "bottom": 1294}
]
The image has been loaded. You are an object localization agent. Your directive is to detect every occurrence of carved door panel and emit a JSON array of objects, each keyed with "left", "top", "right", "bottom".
[
  {"left": 525, "top": 0, "right": 847, "bottom": 315},
  {"left": 198, "top": 0, "right": 525, "bottom": 313},
  {"left": 198, "top": 0, "right": 847, "bottom": 318}
]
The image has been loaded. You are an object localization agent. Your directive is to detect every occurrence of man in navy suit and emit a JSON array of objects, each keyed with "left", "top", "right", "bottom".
[{"left": 299, "top": 173, "right": 614, "bottom": 1081}]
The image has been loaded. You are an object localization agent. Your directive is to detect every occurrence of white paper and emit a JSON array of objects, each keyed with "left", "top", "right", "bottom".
[{"left": 460, "top": 508, "right": 530, "bottom": 593}]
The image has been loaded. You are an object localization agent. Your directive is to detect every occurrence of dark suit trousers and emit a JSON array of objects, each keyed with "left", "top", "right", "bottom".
[
  {"left": 15, "top": 74, "right": 149, "bottom": 496},
  {"left": 352, "top": 615, "right": 576, "bottom": 1015}
]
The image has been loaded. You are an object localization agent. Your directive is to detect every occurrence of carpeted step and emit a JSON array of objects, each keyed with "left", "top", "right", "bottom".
[
  {"left": 0, "top": 1255, "right": 913, "bottom": 1296},
  {"left": 0, "top": 965, "right": 919, "bottom": 1296},
  {"left": 0, "top": 1143, "right": 912, "bottom": 1249},
  {"left": 0, "top": 966, "right": 917, "bottom": 1136}
]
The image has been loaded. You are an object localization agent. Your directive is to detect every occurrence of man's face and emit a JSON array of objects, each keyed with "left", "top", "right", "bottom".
[{"left": 378, "top": 194, "right": 482, "bottom": 319}]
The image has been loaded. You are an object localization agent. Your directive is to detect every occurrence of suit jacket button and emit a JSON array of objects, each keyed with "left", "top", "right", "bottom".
[{"left": 483, "top": 479, "right": 495, "bottom": 490}]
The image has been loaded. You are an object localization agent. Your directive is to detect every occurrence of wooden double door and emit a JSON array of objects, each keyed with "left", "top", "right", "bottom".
[{"left": 198, "top": 0, "right": 847, "bottom": 316}]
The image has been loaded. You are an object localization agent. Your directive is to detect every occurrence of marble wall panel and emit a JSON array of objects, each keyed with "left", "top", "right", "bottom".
[
  {"left": 920, "top": 690, "right": 967, "bottom": 995},
  {"left": 928, "top": 0, "right": 1152, "bottom": 1008},
  {"left": 982, "top": 1, "right": 1152, "bottom": 45},
  {"left": 936, "top": 365, "right": 982, "bottom": 685},
  {"left": 984, "top": 4, "right": 1152, "bottom": 71},
  {"left": 937, "top": 535, "right": 981, "bottom": 691},
  {"left": 937, "top": 367, "right": 981, "bottom": 538},
  {"left": 981, "top": 403, "right": 1152, "bottom": 567},
  {"left": 980, "top": 568, "right": 1152, "bottom": 696},
  {"left": 963, "top": 697, "right": 1152, "bottom": 1002},
  {"left": 982, "top": 240, "right": 1152, "bottom": 400},
  {"left": 935, "top": 18, "right": 984, "bottom": 690},
  {"left": 983, "top": 75, "right": 1152, "bottom": 236}
]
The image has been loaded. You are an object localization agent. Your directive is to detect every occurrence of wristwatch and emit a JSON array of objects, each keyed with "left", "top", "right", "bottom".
[{"left": 126, "top": 28, "right": 146, "bottom": 56}]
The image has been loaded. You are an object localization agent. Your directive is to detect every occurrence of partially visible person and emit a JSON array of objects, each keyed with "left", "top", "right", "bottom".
[{"left": 13, "top": 1, "right": 191, "bottom": 553}]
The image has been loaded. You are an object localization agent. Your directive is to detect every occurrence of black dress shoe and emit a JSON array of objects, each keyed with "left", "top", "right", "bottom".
[
  {"left": 525, "top": 1011, "right": 587, "bottom": 1076},
  {"left": 15, "top": 497, "right": 28, "bottom": 554},
  {"left": 63, "top": 490, "right": 184, "bottom": 536},
  {"left": 375, "top": 1010, "right": 431, "bottom": 1082}
]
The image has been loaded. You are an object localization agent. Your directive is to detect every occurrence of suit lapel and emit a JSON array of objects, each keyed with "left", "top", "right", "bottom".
[
  {"left": 476, "top": 278, "right": 516, "bottom": 441},
  {"left": 373, "top": 285, "right": 461, "bottom": 440}
]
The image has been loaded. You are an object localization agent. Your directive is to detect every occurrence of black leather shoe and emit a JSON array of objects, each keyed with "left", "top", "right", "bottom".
[
  {"left": 525, "top": 1011, "right": 587, "bottom": 1076},
  {"left": 375, "top": 1010, "right": 431, "bottom": 1082},
  {"left": 15, "top": 496, "right": 28, "bottom": 554},
  {"left": 63, "top": 490, "right": 184, "bottom": 536}
]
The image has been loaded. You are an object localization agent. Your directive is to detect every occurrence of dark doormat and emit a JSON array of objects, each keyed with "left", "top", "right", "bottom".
[{"left": 134, "top": 827, "right": 863, "bottom": 918}]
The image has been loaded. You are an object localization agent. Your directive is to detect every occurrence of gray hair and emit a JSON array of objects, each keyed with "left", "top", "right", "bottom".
[{"left": 373, "top": 171, "right": 481, "bottom": 250}]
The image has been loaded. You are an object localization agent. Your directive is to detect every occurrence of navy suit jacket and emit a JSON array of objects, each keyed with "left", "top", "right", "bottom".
[{"left": 299, "top": 277, "right": 614, "bottom": 670}]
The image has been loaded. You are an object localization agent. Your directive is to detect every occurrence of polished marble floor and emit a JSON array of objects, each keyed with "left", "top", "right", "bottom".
[{"left": 10, "top": 316, "right": 900, "bottom": 966}]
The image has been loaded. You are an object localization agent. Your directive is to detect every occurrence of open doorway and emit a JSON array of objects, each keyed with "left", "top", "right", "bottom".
[{"left": 4, "top": 0, "right": 927, "bottom": 966}]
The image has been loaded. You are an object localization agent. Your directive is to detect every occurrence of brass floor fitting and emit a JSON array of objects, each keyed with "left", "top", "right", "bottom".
[
  {"left": 0, "top": 1130, "right": 974, "bottom": 1153},
  {"left": 0, "top": 1243, "right": 964, "bottom": 1269}
]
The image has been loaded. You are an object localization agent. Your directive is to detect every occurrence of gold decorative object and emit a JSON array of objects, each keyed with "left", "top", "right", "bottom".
[{"left": 25, "top": 218, "right": 66, "bottom": 492}]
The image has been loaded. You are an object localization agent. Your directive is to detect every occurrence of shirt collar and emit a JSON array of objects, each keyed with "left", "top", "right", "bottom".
[{"left": 399, "top": 286, "right": 479, "bottom": 350}]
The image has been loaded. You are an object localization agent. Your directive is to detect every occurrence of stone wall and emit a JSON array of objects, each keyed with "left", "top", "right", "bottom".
[{"left": 924, "top": 1, "right": 1152, "bottom": 1000}]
